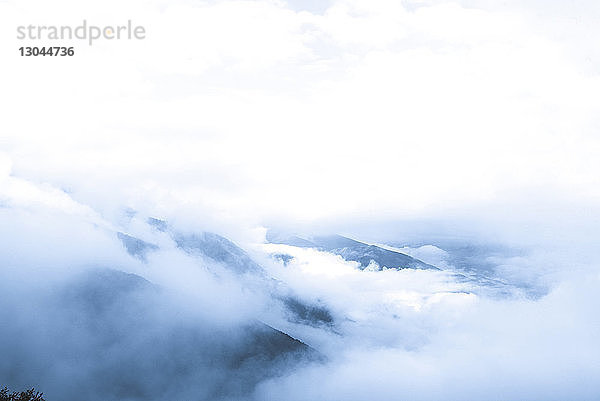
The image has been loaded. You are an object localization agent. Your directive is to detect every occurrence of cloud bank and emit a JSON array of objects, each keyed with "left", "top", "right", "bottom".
[{"left": 1, "top": 0, "right": 599, "bottom": 400}]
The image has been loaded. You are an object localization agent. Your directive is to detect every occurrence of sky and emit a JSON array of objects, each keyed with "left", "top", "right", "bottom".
[{"left": 1, "top": 0, "right": 599, "bottom": 237}]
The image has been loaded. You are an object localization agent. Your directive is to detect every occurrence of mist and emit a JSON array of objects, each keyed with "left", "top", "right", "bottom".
[
  {"left": 2, "top": 167, "right": 599, "bottom": 400},
  {"left": 2, "top": 0, "right": 600, "bottom": 400}
]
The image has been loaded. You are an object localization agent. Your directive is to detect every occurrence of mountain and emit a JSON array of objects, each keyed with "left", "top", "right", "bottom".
[
  {"left": 148, "top": 217, "right": 263, "bottom": 275},
  {"left": 117, "top": 232, "right": 158, "bottom": 262},
  {"left": 267, "top": 233, "right": 439, "bottom": 271},
  {"left": 145, "top": 218, "right": 336, "bottom": 328},
  {"left": 5, "top": 268, "right": 322, "bottom": 401},
  {"left": 173, "top": 231, "right": 264, "bottom": 275}
]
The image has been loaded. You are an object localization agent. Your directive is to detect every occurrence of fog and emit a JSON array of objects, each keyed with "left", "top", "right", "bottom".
[
  {"left": 2, "top": 0, "right": 600, "bottom": 399},
  {"left": 2, "top": 161, "right": 599, "bottom": 400},
  {"left": 0, "top": 171, "right": 320, "bottom": 400},
  {"left": 254, "top": 242, "right": 600, "bottom": 401}
]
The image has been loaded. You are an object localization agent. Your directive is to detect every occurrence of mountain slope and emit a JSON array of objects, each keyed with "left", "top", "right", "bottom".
[
  {"left": 267, "top": 233, "right": 439, "bottom": 270},
  {"left": 1, "top": 268, "right": 321, "bottom": 401}
]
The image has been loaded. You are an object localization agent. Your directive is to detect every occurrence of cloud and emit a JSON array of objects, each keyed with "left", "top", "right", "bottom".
[
  {"left": 1, "top": 145, "right": 600, "bottom": 401},
  {"left": 1, "top": 0, "right": 600, "bottom": 400},
  {"left": 1, "top": 0, "right": 599, "bottom": 225},
  {"left": 254, "top": 269, "right": 600, "bottom": 401},
  {"left": 0, "top": 175, "right": 315, "bottom": 400}
]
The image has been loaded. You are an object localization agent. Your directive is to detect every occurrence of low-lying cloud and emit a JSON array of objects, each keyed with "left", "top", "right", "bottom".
[{"left": 1, "top": 0, "right": 600, "bottom": 399}]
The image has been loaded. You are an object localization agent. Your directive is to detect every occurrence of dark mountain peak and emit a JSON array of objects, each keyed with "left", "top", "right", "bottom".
[
  {"left": 147, "top": 217, "right": 169, "bottom": 232},
  {"left": 265, "top": 230, "right": 317, "bottom": 248},
  {"left": 267, "top": 232, "right": 439, "bottom": 271},
  {"left": 117, "top": 232, "right": 159, "bottom": 261},
  {"left": 311, "top": 234, "right": 364, "bottom": 250},
  {"left": 173, "top": 231, "right": 264, "bottom": 275},
  {"left": 146, "top": 217, "right": 264, "bottom": 275}
]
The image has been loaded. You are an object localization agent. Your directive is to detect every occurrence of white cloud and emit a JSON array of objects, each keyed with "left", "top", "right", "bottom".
[
  {"left": 1, "top": 2, "right": 600, "bottom": 398},
  {"left": 255, "top": 270, "right": 600, "bottom": 401},
  {"left": 1, "top": 0, "right": 599, "bottom": 225}
]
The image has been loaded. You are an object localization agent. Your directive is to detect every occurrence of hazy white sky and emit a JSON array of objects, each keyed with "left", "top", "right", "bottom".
[{"left": 1, "top": 0, "right": 599, "bottom": 230}]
